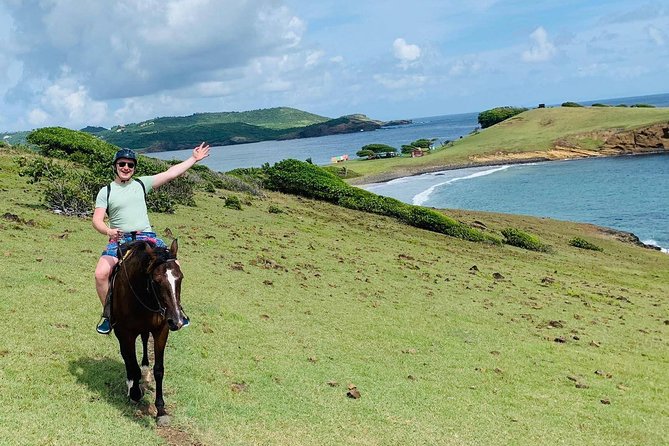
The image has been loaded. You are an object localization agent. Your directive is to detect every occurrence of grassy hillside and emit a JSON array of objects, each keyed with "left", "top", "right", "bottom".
[
  {"left": 98, "top": 107, "right": 330, "bottom": 151},
  {"left": 96, "top": 107, "right": 387, "bottom": 152},
  {"left": 346, "top": 107, "right": 669, "bottom": 183},
  {"left": 1, "top": 146, "right": 667, "bottom": 445}
]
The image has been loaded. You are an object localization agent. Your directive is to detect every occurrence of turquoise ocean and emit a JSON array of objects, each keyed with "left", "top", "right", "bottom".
[{"left": 150, "top": 92, "right": 669, "bottom": 251}]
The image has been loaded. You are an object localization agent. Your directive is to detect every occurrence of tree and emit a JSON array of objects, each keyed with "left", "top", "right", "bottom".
[
  {"left": 356, "top": 149, "right": 376, "bottom": 159},
  {"left": 360, "top": 143, "right": 397, "bottom": 154},
  {"left": 410, "top": 138, "right": 432, "bottom": 149},
  {"left": 477, "top": 106, "right": 528, "bottom": 129}
]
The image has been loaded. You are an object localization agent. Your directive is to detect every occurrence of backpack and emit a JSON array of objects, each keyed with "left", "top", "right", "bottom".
[{"left": 105, "top": 178, "right": 146, "bottom": 216}]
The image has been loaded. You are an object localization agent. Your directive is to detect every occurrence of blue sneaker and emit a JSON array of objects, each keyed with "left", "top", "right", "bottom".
[{"left": 96, "top": 317, "right": 111, "bottom": 334}]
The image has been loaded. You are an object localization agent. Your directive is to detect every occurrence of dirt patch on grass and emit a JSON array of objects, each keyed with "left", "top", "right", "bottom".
[{"left": 156, "top": 426, "right": 202, "bottom": 446}]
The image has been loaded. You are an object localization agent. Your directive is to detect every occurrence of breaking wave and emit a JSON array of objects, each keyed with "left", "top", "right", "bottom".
[{"left": 412, "top": 165, "right": 512, "bottom": 206}]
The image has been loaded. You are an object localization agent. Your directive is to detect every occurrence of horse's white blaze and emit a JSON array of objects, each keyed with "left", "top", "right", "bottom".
[
  {"left": 126, "top": 379, "right": 134, "bottom": 396},
  {"left": 166, "top": 268, "right": 178, "bottom": 299}
]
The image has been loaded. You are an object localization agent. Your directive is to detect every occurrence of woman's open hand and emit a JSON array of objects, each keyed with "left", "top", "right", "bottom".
[{"left": 193, "top": 142, "right": 210, "bottom": 161}]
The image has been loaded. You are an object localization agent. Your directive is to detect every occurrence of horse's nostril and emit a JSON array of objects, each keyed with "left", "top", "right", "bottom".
[{"left": 167, "top": 319, "right": 180, "bottom": 331}]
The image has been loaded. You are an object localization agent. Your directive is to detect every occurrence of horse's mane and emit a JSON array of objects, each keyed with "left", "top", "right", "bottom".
[{"left": 121, "top": 240, "right": 175, "bottom": 271}]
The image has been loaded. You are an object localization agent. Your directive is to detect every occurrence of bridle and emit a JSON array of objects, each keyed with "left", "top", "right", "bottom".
[{"left": 117, "top": 244, "right": 179, "bottom": 318}]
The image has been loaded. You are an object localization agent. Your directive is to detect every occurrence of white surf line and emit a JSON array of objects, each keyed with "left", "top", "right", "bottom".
[
  {"left": 642, "top": 239, "right": 669, "bottom": 254},
  {"left": 412, "top": 165, "right": 513, "bottom": 206}
]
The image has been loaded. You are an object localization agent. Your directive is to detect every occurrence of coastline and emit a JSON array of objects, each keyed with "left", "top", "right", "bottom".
[
  {"left": 349, "top": 147, "right": 669, "bottom": 186},
  {"left": 353, "top": 149, "right": 669, "bottom": 253}
]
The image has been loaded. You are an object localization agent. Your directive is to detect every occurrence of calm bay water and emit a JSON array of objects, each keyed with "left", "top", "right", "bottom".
[
  {"left": 149, "top": 92, "right": 669, "bottom": 250},
  {"left": 149, "top": 112, "right": 479, "bottom": 171},
  {"left": 364, "top": 155, "right": 669, "bottom": 251}
]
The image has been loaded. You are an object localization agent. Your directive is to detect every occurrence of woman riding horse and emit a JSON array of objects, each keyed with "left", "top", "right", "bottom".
[{"left": 92, "top": 143, "right": 209, "bottom": 334}]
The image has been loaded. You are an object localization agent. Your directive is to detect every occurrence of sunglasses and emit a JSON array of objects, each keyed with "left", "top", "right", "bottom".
[{"left": 116, "top": 162, "right": 135, "bottom": 168}]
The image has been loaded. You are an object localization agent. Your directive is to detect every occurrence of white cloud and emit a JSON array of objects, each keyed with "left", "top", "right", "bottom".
[
  {"left": 28, "top": 108, "right": 49, "bottom": 126},
  {"left": 39, "top": 76, "right": 108, "bottom": 128},
  {"left": 5, "top": 1, "right": 306, "bottom": 101},
  {"left": 393, "top": 38, "right": 421, "bottom": 66},
  {"left": 449, "top": 58, "right": 482, "bottom": 76},
  {"left": 305, "top": 50, "right": 325, "bottom": 68},
  {"left": 373, "top": 74, "right": 427, "bottom": 90},
  {"left": 647, "top": 26, "right": 665, "bottom": 46},
  {"left": 522, "top": 26, "right": 556, "bottom": 62}
]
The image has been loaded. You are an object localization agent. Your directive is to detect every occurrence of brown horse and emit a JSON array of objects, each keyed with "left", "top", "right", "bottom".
[{"left": 110, "top": 239, "right": 187, "bottom": 424}]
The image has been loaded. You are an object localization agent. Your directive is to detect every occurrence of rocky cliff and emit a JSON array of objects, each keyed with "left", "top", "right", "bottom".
[{"left": 600, "top": 122, "right": 669, "bottom": 154}]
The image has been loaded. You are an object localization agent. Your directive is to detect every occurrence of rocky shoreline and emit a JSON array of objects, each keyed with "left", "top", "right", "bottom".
[
  {"left": 349, "top": 122, "right": 669, "bottom": 253},
  {"left": 350, "top": 121, "right": 669, "bottom": 185}
]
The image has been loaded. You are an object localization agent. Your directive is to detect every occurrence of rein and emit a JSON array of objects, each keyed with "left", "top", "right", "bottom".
[{"left": 117, "top": 243, "right": 175, "bottom": 318}]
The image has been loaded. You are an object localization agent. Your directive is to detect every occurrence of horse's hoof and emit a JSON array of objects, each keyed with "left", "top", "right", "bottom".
[
  {"left": 156, "top": 415, "right": 171, "bottom": 426},
  {"left": 129, "top": 387, "right": 144, "bottom": 403}
]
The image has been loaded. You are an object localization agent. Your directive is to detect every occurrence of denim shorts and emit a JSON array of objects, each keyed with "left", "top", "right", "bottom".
[{"left": 101, "top": 231, "right": 167, "bottom": 257}]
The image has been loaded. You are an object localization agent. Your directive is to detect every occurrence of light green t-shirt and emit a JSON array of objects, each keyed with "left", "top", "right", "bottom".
[{"left": 95, "top": 176, "right": 155, "bottom": 232}]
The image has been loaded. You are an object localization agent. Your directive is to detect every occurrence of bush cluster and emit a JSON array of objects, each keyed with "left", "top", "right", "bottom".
[
  {"left": 561, "top": 102, "right": 583, "bottom": 108},
  {"left": 20, "top": 127, "right": 270, "bottom": 215},
  {"left": 569, "top": 237, "right": 603, "bottom": 252},
  {"left": 263, "top": 159, "right": 500, "bottom": 244},
  {"left": 356, "top": 144, "right": 398, "bottom": 159},
  {"left": 501, "top": 228, "right": 550, "bottom": 252},
  {"left": 224, "top": 195, "right": 243, "bottom": 210},
  {"left": 477, "top": 107, "right": 528, "bottom": 129}
]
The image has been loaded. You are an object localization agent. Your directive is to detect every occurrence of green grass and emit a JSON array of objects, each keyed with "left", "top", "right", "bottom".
[
  {"left": 1, "top": 147, "right": 668, "bottom": 445},
  {"left": 345, "top": 107, "right": 669, "bottom": 183}
]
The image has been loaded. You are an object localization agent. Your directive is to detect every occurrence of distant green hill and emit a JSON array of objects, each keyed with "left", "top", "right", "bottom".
[
  {"left": 89, "top": 107, "right": 386, "bottom": 152},
  {"left": 1, "top": 131, "right": 30, "bottom": 146}
]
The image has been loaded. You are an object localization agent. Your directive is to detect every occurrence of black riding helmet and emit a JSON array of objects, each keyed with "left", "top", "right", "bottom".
[{"left": 113, "top": 148, "right": 137, "bottom": 165}]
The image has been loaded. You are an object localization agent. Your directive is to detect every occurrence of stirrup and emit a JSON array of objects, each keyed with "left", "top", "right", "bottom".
[{"left": 96, "top": 317, "right": 112, "bottom": 335}]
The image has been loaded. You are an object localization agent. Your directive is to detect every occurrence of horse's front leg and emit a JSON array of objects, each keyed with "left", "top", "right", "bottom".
[
  {"left": 153, "top": 325, "right": 170, "bottom": 425},
  {"left": 117, "top": 333, "right": 143, "bottom": 402},
  {"left": 140, "top": 332, "right": 152, "bottom": 384}
]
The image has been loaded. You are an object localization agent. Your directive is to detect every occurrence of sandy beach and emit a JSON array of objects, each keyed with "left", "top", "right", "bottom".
[{"left": 349, "top": 146, "right": 669, "bottom": 186}]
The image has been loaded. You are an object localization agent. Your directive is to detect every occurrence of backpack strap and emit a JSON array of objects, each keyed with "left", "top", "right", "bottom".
[
  {"left": 105, "top": 179, "right": 147, "bottom": 216},
  {"left": 106, "top": 183, "right": 111, "bottom": 216},
  {"left": 135, "top": 178, "right": 147, "bottom": 197}
]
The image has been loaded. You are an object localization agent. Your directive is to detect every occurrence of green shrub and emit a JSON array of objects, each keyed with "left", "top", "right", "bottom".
[
  {"left": 225, "top": 195, "right": 242, "bottom": 210},
  {"left": 591, "top": 103, "right": 609, "bottom": 107},
  {"left": 477, "top": 107, "right": 528, "bottom": 129},
  {"left": 409, "top": 139, "right": 433, "bottom": 149},
  {"left": 360, "top": 144, "right": 397, "bottom": 153},
  {"left": 502, "top": 228, "right": 550, "bottom": 252},
  {"left": 16, "top": 157, "right": 99, "bottom": 217},
  {"left": 23, "top": 127, "right": 204, "bottom": 213},
  {"left": 264, "top": 159, "right": 500, "bottom": 244},
  {"left": 631, "top": 103, "right": 655, "bottom": 108},
  {"left": 569, "top": 237, "right": 603, "bottom": 252},
  {"left": 356, "top": 149, "right": 375, "bottom": 159},
  {"left": 322, "top": 165, "right": 361, "bottom": 179},
  {"left": 561, "top": 102, "right": 583, "bottom": 107},
  {"left": 268, "top": 204, "right": 283, "bottom": 214}
]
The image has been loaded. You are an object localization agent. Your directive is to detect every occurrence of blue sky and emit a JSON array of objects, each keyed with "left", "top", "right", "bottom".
[{"left": 0, "top": 0, "right": 667, "bottom": 132}]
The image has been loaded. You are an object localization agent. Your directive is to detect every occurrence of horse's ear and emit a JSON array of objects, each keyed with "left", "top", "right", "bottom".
[
  {"left": 144, "top": 241, "right": 154, "bottom": 254},
  {"left": 169, "top": 238, "right": 178, "bottom": 258}
]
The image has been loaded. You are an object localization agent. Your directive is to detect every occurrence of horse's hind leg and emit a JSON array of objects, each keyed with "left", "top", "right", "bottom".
[
  {"left": 153, "top": 327, "right": 170, "bottom": 425},
  {"left": 118, "top": 334, "right": 143, "bottom": 402},
  {"left": 140, "top": 332, "right": 152, "bottom": 384}
]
